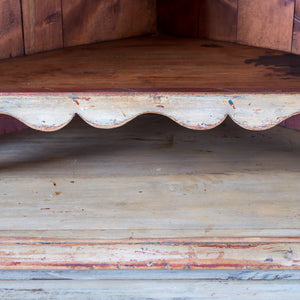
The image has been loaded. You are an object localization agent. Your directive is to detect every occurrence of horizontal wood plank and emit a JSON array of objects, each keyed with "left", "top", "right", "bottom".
[
  {"left": 0, "top": 116, "right": 299, "bottom": 270},
  {"left": 0, "top": 35, "right": 299, "bottom": 91},
  {"left": 1, "top": 270, "right": 300, "bottom": 280},
  {"left": 0, "top": 280, "right": 300, "bottom": 299},
  {"left": 0, "top": 237, "right": 299, "bottom": 270}
]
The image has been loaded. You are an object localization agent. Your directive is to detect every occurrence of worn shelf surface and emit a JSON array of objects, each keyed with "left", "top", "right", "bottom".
[
  {"left": 0, "top": 115, "right": 299, "bottom": 270},
  {"left": 1, "top": 35, "right": 300, "bottom": 91},
  {"left": 0, "top": 35, "right": 299, "bottom": 131}
]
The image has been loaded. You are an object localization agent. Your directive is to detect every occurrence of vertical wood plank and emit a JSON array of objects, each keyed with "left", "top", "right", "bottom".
[
  {"left": 0, "top": 0, "right": 23, "bottom": 59},
  {"left": 62, "top": 0, "right": 157, "bottom": 48},
  {"left": 21, "top": 0, "right": 63, "bottom": 55},
  {"left": 237, "top": 0, "right": 295, "bottom": 52},
  {"left": 292, "top": 0, "right": 300, "bottom": 54},
  {"left": 205, "top": 0, "right": 238, "bottom": 42},
  {"left": 158, "top": 0, "right": 205, "bottom": 38}
]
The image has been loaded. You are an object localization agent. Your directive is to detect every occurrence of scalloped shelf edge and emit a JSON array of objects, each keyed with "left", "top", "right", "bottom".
[{"left": 0, "top": 92, "right": 299, "bottom": 131}]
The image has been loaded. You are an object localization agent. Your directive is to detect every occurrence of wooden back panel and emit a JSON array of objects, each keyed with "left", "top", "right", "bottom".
[
  {"left": 62, "top": 0, "right": 157, "bottom": 47},
  {"left": 293, "top": 0, "right": 300, "bottom": 54},
  {"left": 0, "top": 0, "right": 157, "bottom": 60},
  {"left": 158, "top": 0, "right": 300, "bottom": 55},
  {"left": 0, "top": 0, "right": 23, "bottom": 59},
  {"left": 1, "top": 0, "right": 300, "bottom": 60}
]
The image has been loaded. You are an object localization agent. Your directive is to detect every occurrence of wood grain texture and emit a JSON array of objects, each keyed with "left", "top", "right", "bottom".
[
  {"left": 0, "top": 91, "right": 299, "bottom": 131},
  {"left": 0, "top": 238, "right": 299, "bottom": 270},
  {"left": 2, "top": 270, "right": 300, "bottom": 280},
  {"left": 0, "top": 116, "right": 298, "bottom": 270},
  {"left": 0, "top": 116, "right": 299, "bottom": 233},
  {"left": 205, "top": 0, "right": 237, "bottom": 42},
  {"left": 21, "top": 0, "right": 63, "bottom": 55},
  {"left": 158, "top": 0, "right": 205, "bottom": 37},
  {"left": 0, "top": 36, "right": 299, "bottom": 131},
  {"left": 238, "top": 0, "right": 295, "bottom": 52},
  {"left": 293, "top": 0, "right": 300, "bottom": 54},
  {"left": 0, "top": 0, "right": 24, "bottom": 59},
  {"left": 1, "top": 280, "right": 300, "bottom": 299},
  {"left": 62, "top": 0, "right": 157, "bottom": 47},
  {"left": 0, "top": 36, "right": 299, "bottom": 91}
]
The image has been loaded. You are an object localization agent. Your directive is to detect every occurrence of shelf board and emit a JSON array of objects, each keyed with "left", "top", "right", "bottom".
[
  {"left": 0, "top": 115, "right": 299, "bottom": 270},
  {"left": 0, "top": 35, "right": 299, "bottom": 131},
  {"left": 0, "top": 35, "right": 299, "bottom": 91}
]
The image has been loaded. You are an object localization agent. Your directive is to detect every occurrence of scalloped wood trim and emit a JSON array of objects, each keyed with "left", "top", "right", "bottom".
[{"left": 0, "top": 92, "right": 299, "bottom": 131}]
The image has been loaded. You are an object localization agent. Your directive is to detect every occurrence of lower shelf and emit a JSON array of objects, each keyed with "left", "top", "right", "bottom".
[
  {"left": 1, "top": 278, "right": 300, "bottom": 299},
  {"left": 0, "top": 115, "right": 299, "bottom": 270}
]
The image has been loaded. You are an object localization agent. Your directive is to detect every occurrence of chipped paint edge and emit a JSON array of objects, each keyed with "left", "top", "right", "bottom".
[
  {"left": 0, "top": 92, "right": 299, "bottom": 131},
  {"left": 0, "top": 237, "right": 299, "bottom": 271}
]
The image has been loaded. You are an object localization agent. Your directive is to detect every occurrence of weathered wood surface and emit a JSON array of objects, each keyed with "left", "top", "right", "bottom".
[
  {"left": 0, "top": 116, "right": 299, "bottom": 270},
  {"left": 1, "top": 280, "right": 300, "bottom": 299},
  {"left": 0, "top": 237, "right": 299, "bottom": 270},
  {"left": 0, "top": 92, "right": 299, "bottom": 131},
  {"left": 62, "top": 0, "right": 157, "bottom": 47},
  {"left": 21, "top": 0, "right": 63, "bottom": 55},
  {"left": 237, "top": 0, "right": 295, "bottom": 52},
  {"left": 0, "top": 0, "right": 24, "bottom": 60},
  {"left": 0, "top": 36, "right": 299, "bottom": 131},
  {"left": 293, "top": 0, "right": 300, "bottom": 54},
  {"left": 2, "top": 270, "right": 300, "bottom": 280},
  {"left": 1, "top": 36, "right": 300, "bottom": 91}
]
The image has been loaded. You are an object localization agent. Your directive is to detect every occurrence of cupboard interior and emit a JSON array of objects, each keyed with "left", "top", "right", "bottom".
[
  {"left": 1, "top": 0, "right": 299, "bottom": 60},
  {"left": 0, "top": 0, "right": 299, "bottom": 273},
  {"left": 0, "top": 115, "right": 299, "bottom": 270}
]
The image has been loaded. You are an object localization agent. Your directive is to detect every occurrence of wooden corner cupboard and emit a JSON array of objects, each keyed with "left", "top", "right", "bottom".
[{"left": 0, "top": 0, "right": 299, "bottom": 298}]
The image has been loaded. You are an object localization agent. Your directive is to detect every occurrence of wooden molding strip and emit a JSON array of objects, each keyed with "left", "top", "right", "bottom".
[
  {"left": 0, "top": 92, "right": 299, "bottom": 131},
  {"left": 0, "top": 237, "right": 299, "bottom": 270}
]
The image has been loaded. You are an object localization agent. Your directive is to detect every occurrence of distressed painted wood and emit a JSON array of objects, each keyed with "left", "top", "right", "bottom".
[
  {"left": 293, "top": 0, "right": 300, "bottom": 54},
  {"left": 0, "top": 116, "right": 299, "bottom": 270},
  {"left": 0, "top": 237, "right": 299, "bottom": 270},
  {"left": 205, "top": 0, "right": 238, "bottom": 42},
  {"left": 0, "top": 116, "right": 299, "bottom": 238},
  {"left": 1, "top": 280, "right": 300, "bottom": 299},
  {"left": 21, "top": 0, "right": 63, "bottom": 55},
  {"left": 237, "top": 0, "right": 295, "bottom": 52},
  {"left": 0, "top": 0, "right": 24, "bottom": 59},
  {"left": 62, "top": 0, "right": 157, "bottom": 47},
  {"left": 0, "top": 36, "right": 299, "bottom": 131},
  {"left": 0, "top": 92, "right": 299, "bottom": 131},
  {"left": 2, "top": 270, "right": 300, "bottom": 280}
]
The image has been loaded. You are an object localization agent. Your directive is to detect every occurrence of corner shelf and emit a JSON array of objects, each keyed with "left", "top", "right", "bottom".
[{"left": 0, "top": 35, "right": 299, "bottom": 131}]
